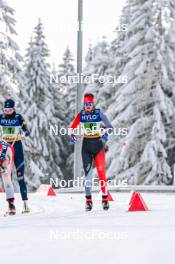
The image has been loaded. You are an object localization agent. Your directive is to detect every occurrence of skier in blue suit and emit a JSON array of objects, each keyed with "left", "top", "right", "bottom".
[{"left": 0, "top": 99, "right": 30, "bottom": 213}]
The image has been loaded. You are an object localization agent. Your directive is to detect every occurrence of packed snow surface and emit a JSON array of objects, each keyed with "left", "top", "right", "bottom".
[{"left": 0, "top": 192, "right": 174, "bottom": 264}]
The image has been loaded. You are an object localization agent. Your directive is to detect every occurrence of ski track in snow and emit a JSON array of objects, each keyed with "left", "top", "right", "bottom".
[{"left": 0, "top": 192, "right": 175, "bottom": 264}]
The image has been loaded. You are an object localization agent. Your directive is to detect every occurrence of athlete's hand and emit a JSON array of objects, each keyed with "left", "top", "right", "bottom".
[
  {"left": 24, "top": 131, "right": 30, "bottom": 137},
  {"left": 68, "top": 134, "right": 77, "bottom": 145},
  {"left": 0, "top": 157, "right": 5, "bottom": 162},
  {"left": 101, "top": 132, "right": 108, "bottom": 143},
  {"left": 0, "top": 158, "right": 7, "bottom": 164}
]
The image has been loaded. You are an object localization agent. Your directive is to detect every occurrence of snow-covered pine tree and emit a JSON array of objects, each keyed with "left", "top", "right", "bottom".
[
  {"left": 50, "top": 62, "right": 70, "bottom": 182},
  {"left": 106, "top": 0, "right": 175, "bottom": 185},
  {"left": 56, "top": 48, "right": 76, "bottom": 181},
  {"left": 108, "top": 0, "right": 132, "bottom": 112},
  {"left": 58, "top": 48, "right": 76, "bottom": 124},
  {"left": 23, "top": 19, "right": 63, "bottom": 190},
  {"left": 0, "top": 0, "right": 23, "bottom": 105},
  {"left": 83, "top": 8, "right": 130, "bottom": 117},
  {"left": 84, "top": 37, "right": 113, "bottom": 111}
]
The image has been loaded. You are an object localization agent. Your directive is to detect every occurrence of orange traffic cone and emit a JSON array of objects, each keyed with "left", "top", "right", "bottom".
[{"left": 128, "top": 192, "right": 149, "bottom": 211}]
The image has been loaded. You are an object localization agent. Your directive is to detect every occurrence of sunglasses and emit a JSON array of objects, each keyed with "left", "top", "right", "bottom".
[
  {"left": 84, "top": 102, "right": 94, "bottom": 107},
  {"left": 3, "top": 108, "right": 14, "bottom": 112}
]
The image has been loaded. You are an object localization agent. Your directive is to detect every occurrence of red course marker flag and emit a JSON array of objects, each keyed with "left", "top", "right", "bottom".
[
  {"left": 37, "top": 184, "right": 56, "bottom": 196},
  {"left": 128, "top": 192, "right": 149, "bottom": 211},
  {"left": 47, "top": 186, "right": 56, "bottom": 196}
]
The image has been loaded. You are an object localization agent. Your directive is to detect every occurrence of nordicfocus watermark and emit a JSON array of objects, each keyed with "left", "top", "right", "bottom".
[
  {"left": 50, "top": 177, "right": 128, "bottom": 189},
  {"left": 50, "top": 73, "right": 128, "bottom": 85},
  {"left": 49, "top": 229, "right": 128, "bottom": 241},
  {"left": 50, "top": 125, "right": 128, "bottom": 137},
  {"left": 114, "top": 23, "right": 128, "bottom": 32}
]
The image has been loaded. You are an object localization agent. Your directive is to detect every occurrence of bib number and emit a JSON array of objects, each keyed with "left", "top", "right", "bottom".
[{"left": 2, "top": 127, "right": 15, "bottom": 135}]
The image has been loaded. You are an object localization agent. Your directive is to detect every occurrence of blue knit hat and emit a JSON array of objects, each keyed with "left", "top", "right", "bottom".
[{"left": 4, "top": 99, "right": 15, "bottom": 109}]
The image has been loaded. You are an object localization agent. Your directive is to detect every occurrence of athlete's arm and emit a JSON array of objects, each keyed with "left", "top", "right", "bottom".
[
  {"left": 0, "top": 141, "right": 8, "bottom": 161},
  {"left": 70, "top": 112, "right": 81, "bottom": 129},
  {"left": 67, "top": 112, "right": 81, "bottom": 144},
  {"left": 100, "top": 112, "right": 113, "bottom": 129},
  {"left": 19, "top": 115, "right": 30, "bottom": 136}
]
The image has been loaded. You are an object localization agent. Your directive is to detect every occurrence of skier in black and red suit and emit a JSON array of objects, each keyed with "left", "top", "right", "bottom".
[{"left": 69, "top": 93, "right": 113, "bottom": 211}]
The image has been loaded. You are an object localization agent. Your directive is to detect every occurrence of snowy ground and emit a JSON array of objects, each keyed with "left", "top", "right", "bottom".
[{"left": 0, "top": 192, "right": 175, "bottom": 264}]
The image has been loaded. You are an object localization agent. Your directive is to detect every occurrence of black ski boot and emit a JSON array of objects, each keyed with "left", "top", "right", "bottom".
[
  {"left": 85, "top": 196, "right": 93, "bottom": 211},
  {"left": 102, "top": 195, "right": 109, "bottom": 210},
  {"left": 6, "top": 199, "right": 16, "bottom": 216}
]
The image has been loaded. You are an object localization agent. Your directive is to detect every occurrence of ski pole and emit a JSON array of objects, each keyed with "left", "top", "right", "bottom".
[{"left": 23, "top": 136, "right": 39, "bottom": 155}]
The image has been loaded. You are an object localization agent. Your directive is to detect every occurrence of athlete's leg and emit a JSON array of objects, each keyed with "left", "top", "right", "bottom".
[
  {"left": 82, "top": 139, "right": 93, "bottom": 198},
  {"left": 1, "top": 144, "right": 15, "bottom": 201},
  {"left": 94, "top": 147, "right": 108, "bottom": 196},
  {"left": 13, "top": 141, "right": 28, "bottom": 200}
]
